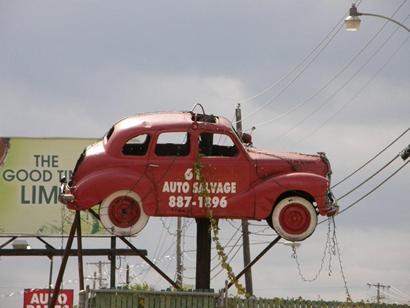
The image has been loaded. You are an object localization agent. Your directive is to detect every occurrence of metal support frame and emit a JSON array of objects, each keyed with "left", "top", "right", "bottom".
[
  {"left": 109, "top": 237, "right": 116, "bottom": 289},
  {"left": 0, "top": 236, "right": 17, "bottom": 249},
  {"left": 0, "top": 248, "right": 147, "bottom": 257},
  {"left": 77, "top": 213, "right": 85, "bottom": 291},
  {"left": 50, "top": 211, "right": 81, "bottom": 308},
  {"left": 49, "top": 209, "right": 177, "bottom": 307},
  {"left": 2, "top": 212, "right": 283, "bottom": 305},
  {"left": 224, "top": 236, "right": 282, "bottom": 292},
  {"left": 88, "top": 208, "right": 181, "bottom": 290},
  {"left": 195, "top": 218, "right": 211, "bottom": 290}
]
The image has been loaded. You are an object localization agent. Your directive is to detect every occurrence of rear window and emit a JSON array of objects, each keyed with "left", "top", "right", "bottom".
[{"left": 122, "top": 134, "right": 150, "bottom": 156}]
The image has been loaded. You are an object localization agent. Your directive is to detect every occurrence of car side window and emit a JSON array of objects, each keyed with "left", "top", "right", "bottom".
[
  {"left": 122, "top": 134, "right": 151, "bottom": 156},
  {"left": 155, "top": 132, "right": 190, "bottom": 156},
  {"left": 199, "top": 133, "right": 238, "bottom": 157}
]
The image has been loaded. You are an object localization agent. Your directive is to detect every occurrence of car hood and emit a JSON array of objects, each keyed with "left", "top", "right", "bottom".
[{"left": 246, "top": 148, "right": 330, "bottom": 178}]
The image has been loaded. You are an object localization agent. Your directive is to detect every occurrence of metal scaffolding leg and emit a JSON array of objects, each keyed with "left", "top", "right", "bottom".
[
  {"left": 225, "top": 236, "right": 282, "bottom": 292},
  {"left": 0, "top": 236, "right": 17, "bottom": 249},
  {"left": 88, "top": 208, "right": 181, "bottom": 290},
  {"left": 49, "top": 211, "right": 80, "bottom": 308},
  {"left": 76, "top": 212, "right": 85, "bottom": 291},
  {"left": 195, "top": 218, "right": 211, "bottom": 290}
]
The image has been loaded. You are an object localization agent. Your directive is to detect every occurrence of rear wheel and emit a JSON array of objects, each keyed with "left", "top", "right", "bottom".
[
  {"left": 270, "top": 196, "right": 317, "bottom": 242},
  {"left": 99, "top": 190, "right": 149, "bottom": 236}
]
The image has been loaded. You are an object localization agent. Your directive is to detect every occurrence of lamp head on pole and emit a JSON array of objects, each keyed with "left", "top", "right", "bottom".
[{"left": 344, "top": 4, "right": 362, "bottom": 31}]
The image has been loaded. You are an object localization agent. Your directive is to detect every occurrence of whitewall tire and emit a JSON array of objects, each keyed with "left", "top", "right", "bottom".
[
  {"left": 271, "top": 196, "right": 317, "bottom": 242},
  {"left": 99, "top": 190, "right": 149, "bottom": 236}
]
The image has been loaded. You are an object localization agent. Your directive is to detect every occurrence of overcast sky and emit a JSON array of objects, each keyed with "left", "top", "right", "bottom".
[{"left": 1, "top": 0, "right": 409, "bottom": 306}]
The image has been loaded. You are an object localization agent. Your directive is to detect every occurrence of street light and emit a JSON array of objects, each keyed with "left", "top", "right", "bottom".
[{"left": 345, "top": 4, "right": 410, "bottom": 32}]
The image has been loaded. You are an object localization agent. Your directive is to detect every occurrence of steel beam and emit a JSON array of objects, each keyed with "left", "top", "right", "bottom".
[
  {"left": 226, "top": 236, "right": 282, "bottom": 291},
  {"left": 195, "top": 218, "right": 211, "bottom": 290},
  {"left": 0, "top": 236, "right": 17, "bottom": 249},
  {"left": 0, "top": 248, "right": 147, "bottom": 257},
  {"left": 49, "top": 211, "right": 79, "bottom": 308}
]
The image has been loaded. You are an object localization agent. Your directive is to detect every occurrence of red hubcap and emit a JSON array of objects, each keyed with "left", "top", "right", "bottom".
[
  {"left": 108, "top": 196, "right": 140, "bottom": 228},
  {"left": 279, "top": 203, "right": 311, "bottom": 235}
]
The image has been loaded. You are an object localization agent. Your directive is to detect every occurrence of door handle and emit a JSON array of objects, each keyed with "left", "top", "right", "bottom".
[{"left": 147, "top": 163, "right": 160, "bottom": 168}]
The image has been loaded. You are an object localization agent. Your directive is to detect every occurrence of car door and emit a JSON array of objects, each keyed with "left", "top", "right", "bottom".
[
  {"left": 192, "top": 130, "right": 254, "bottom": 219},
  {"left": 146, "top": 130, "right": 196, "bottom": 216}
]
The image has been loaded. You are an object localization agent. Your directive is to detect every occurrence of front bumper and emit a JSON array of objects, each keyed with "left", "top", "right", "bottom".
[
  {"left": 58, "top": 178, "right": 75, "bottom": 204},
  {"left": 325, "top": 191, "right": 339, "bottom": 216}
]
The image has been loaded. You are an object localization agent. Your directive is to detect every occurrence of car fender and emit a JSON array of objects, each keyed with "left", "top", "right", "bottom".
[
  {"left": 72, "top": 168, "right": 156, "bottom": 214},
  {"left": 253, "top": 172, "right": 329, "bottom": 219}
]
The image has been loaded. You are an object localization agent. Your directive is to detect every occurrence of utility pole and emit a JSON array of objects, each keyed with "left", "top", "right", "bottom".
[
  {"left": 93, "top": 272, "right": 97, "bottom": 289},
  {"left": 176, "top": 217, "right": 183, "bottom": 287},
  {"left": 235, "top": 103, "right": 253, "bottom": 295},
  {"left": 87, "top": 261, "right": 110, "bottom": 288},
  {"left": 367, "top": 282, "right": 391, "bottom": 304},
  {"left": 98, "top": 261, "right": 103, "bottom": 288},
  {"left": 126, "top": 264, "right": 130, "bottom": 287}
]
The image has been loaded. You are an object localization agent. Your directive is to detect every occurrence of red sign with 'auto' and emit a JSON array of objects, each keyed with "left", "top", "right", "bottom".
[{"left": 23, "top": 289, "right": 73, "bottom": 308}]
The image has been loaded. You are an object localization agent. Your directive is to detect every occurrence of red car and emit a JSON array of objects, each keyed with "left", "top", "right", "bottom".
[{"left": 59, "top": 111, "right": 338, "bottom": 241}]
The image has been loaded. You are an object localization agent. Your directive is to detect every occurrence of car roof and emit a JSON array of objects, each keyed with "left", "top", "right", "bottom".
[{"left": 114, "top": 111, "right": 233, "bottom": 133}]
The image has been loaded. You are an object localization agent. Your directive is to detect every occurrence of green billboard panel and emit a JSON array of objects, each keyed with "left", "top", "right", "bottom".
[{"left": 0, "top": 137, "right": 107, "bottom": 236}]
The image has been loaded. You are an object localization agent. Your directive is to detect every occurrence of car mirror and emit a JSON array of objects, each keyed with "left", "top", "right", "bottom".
[{"left": 242, "top": 133, "right": 252, "bottom": 145}]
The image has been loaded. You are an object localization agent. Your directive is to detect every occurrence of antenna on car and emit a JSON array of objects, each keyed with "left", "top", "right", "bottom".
[
  {"left": 191, "top": 103, "right": 206, "bottom": 122},
  {"left": 191, "top": 103, "right": 206, "bottom": 115},
  {"left": 190, "top": 103, "right": 217, "bottom": 123}
]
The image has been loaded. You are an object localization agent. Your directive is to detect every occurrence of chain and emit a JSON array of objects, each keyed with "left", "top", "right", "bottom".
[
  {"left": 291, "top": 217, "right": 352, "bottom": 302},
  {"left": 331, "top": 217, "right": 352, "bottom": 302},
  {"left": 291, "top": 217, "right": 334, "bottom": 282}
]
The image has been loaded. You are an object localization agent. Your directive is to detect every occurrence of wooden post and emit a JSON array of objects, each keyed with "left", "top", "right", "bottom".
[
  {"left": 176, "top": 217, "right": 183, "bottom": 287},
  {"left": 236, "top": 103, "right": 253, "bottom": 295}
]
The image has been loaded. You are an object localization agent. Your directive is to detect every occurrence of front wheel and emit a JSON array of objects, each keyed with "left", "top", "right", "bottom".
[
  {"left": 270, "top": 196, "right": 317, "bottom": 242},
  {"left": 99, "top": 190, "right": 149, "bottom": 236}
]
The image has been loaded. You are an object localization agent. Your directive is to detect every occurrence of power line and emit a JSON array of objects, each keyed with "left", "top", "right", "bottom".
[
  {"left": 317, "top": 158, "right": 409, "bottom": 225},
  {"left": 240, "top": 24, "right": 343, "bottom": 123},
  {"left": 293, "top": 35, "right": 410, "bottom": 146},
  {"left": 379, "top": 288, "right": 410, "bottom": 304},
  {"left": 337, "top": 160, "right": 409, "bottom": 216},
  {"left": 235, "top": 2, "right": 357, "bottom": 106},
  {"left": 210, "top": 234, "right": 242, "bottom": 273},
  {"left": 337, "top": 153, "right": 401, "bottom": 201},
  {"left": 332, "top": 128, "right": 409, "bottom": 188},
  {"left": 275, "top": 15, "right": 409, "bottom": 142},
  {"left": 252, "top": 1, "right": 408, "bottom": 132},
  {"left": 390, "top": 286, "right": 410, "bottom": 300},
  {"left": 236, "top": 1, "right": 364, "bottom": 123},
  {"left": 210, "top": 243, "right": 243, "bottom": 280}
]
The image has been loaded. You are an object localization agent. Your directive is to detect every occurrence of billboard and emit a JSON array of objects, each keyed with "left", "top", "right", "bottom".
[
  {"left": 0, "top": 137, "right": 107, "bottom": 236},
  {"left": 23, "top": 289, "right": 74, "bottom": 308}
]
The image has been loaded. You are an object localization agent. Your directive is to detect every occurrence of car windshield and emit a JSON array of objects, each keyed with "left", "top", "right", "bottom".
[{"left": 104, "top": 126, "right": 115, "bottom": 142}]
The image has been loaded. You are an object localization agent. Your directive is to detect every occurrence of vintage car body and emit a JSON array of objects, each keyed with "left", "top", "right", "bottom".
[{"left": 59, "top": 111, "right": 338, "bottom": 241}]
